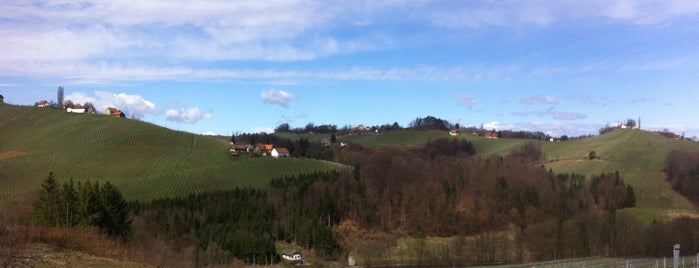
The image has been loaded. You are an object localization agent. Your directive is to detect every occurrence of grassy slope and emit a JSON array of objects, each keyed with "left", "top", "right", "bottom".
[
  {"left": 0, "top": 104, "right": 342, "bottom": 203},
  {"left": 542, "top": 129, "right": 699, "bottom": 222}
]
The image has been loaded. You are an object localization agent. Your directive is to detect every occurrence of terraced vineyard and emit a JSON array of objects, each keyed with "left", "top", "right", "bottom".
[{"left": 0, "top": 104, "right": 344, "bottom": 203}]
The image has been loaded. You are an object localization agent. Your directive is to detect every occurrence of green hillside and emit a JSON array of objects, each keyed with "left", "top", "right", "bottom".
[
  {"left": 0, "top": 104, "right": 343, "bottom": 203},
  {"left": 541, "top": 129, "right": 699, "bottom": 222}
]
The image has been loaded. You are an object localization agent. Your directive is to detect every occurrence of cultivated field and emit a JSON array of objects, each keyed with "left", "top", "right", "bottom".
[{"left": 0, "top": 105, "right": 344, "bottom": 203}]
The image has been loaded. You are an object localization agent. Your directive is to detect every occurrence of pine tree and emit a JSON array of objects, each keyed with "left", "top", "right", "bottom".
[
  {"left": 77, "top": 180, "right": 102, "bottom": 226},
  {"left": 59, "top": 178, "right": 79, "bottom": 228},
  {"left": 98, "top": 182, "right": 132, "bottom": 238},
  {"left": 33, "top": 172, "right": 61, "bottom": 226}
]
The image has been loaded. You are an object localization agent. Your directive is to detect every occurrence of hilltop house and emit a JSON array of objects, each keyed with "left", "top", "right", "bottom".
[
  {"left": 104, "top": 107, "right": 125, "bottom": 118},
  {"left": 36, "top": 100, "right": 50, "bottom": 107},
  {"left": 271, "top": 148, "right": 290, "bottom": 158},
  {"left": 449, "top": 129, "right": 459, "bottom": 136}
]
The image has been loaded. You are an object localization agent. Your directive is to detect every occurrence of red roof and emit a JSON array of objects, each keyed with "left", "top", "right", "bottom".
[
  {"left": 485, "top": 132, "right": 498, "bottom": 138},
  {"left": 275, "top": 148, "right": 290, "bottom": 154},
  {"left": 258, "top": 144, "right": 274, "bottom": 151},
  {"left": 106, "top": 107, "right": 123, "bottom": 117}
]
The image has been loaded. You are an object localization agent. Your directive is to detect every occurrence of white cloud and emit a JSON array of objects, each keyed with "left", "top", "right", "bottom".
[
  {"left": 454, "top": 93, "right": 477, "bottom": 109},
  {"left": 202, "top": 131, "right": 218, "bottom": 136},
  {"left": 65, "top": 91, "right": 157, "bottom": 118},
  {"left": 428, "top": 1, "right": 699, "bottom": 28},
  {"left": 261, "top": 89, "right": 296, "bottom": 107},
  {"left": 165, "top": 107, "right": 212, "bottom": 124}
]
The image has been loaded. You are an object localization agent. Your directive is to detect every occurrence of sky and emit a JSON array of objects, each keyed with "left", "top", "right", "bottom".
[{"left": 2, "top": 0, "right": 699, "bottom": 138}]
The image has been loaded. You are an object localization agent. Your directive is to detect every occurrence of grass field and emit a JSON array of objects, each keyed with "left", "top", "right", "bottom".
[{"left": 0, "top": 104, "right": 344, "bottom": 203}]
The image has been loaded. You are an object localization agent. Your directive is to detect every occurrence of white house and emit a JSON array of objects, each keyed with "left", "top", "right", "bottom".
[
  {"left": 271, "top": 148, "right": 290, "bottom": 158},
  {"left": 282, "top": 249, "right": 303, "bottom": 261}
]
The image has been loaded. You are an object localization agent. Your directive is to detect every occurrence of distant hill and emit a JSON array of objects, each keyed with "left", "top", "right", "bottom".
[{"left": 0, "top": 104, "right": 343, "bottom": 203}]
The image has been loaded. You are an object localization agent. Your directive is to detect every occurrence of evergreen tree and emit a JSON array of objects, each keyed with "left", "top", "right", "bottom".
[
  {"left": 33, "top": 172, "right": 61, "bottom": 226},
  {"left": 98, "top": 182, "right": 132, "bottom": 238},
  {"left": 59, "top": 178, "right": 79, "bottom": 228},
  {"left": 77, "top": 180, "right": 102, "bottom": 226}
]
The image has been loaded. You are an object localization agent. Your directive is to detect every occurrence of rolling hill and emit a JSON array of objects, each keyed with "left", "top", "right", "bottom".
[
  {"left": 0, "top": 104, "right": 344, "bottom": 203},
  {"left": 541, "top": 129, "right": 699, "bottom": 222}
]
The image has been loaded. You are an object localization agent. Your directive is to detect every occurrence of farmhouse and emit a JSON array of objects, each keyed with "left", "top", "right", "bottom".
[
  {"left": 230, "top": 144, "right": 253, "bottom": 153},
  {"left": 449, "top": 129, "right": 459, "bottom": 136},
  {"left": 271, "top": 147, "right": 290, "bottom": 158},
  {"left": 104, "top": 107, "right": 125, "bottom": 117},
  {"left": 484, "top": 131, "right": 498, "bottom": 139},
  {"left": 36, "top": 100, "right": 50, "bottom": 107},
  {"left": 255, "top": 143, "right": 274, "bottom": 156}
]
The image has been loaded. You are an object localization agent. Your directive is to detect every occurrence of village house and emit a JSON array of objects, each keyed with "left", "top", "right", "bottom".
[
  {"left": 484, "top": 131, "right": 498, "bottom": 139},
  {"left": 449, "top": 129, "right": 459, "bottom": 136},
  {"left": 271, "top": 147, "right": 290, "bottom": 158},
  {"left": 230, "top": 144, "right": 253, "bottom": 153}
]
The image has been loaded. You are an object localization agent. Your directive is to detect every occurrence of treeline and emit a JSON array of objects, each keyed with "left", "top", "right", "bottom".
[
  {"left": 665, "top": 150, "right": 699, "bottom": 205},
  {"left": 273, "top": 115, "right": 561, "bottom": 141},
  {"left": 32, "top": 172, "right": 131, "bottom": 238}
]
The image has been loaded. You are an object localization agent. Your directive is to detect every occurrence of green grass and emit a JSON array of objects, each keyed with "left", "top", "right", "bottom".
[{"left": 0, "top": 104, "right": 344, "bottom": 203}]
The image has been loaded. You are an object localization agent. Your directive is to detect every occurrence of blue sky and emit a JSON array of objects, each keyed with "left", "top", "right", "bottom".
[{"left": 2, "top": 0, "right": 699, "bottom": 137}]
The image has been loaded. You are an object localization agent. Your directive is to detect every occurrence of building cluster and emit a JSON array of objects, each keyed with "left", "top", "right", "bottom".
[{"left": 229, "top": 142, "right": 290, "bottom": 158}]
